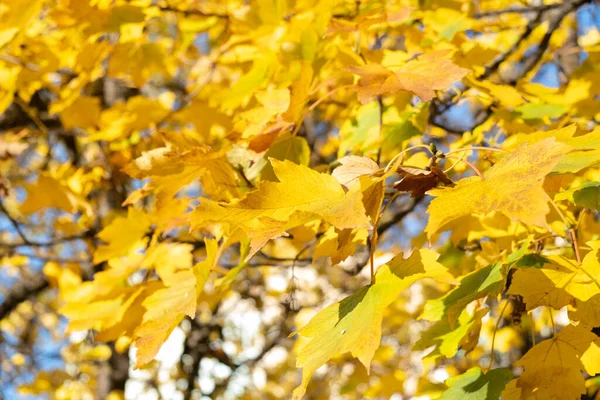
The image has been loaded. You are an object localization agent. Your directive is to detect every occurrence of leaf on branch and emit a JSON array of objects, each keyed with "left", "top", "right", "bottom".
[
  {"left": 507, "top": 250, "right": 600, "bottom": 315},
  {"left": 503, "top": 124, "right": 600, "bottom": 174},
  {"left": 93, "top": 208, "right": 152, "bottom": 264},
  {"left": 133, "top": 270, "right": 196, "bottom": 368},
  {"left": 393, "top": 165, "right": 454, "bottom": 197},
  {"left": 346, "top": 50, "right": 469, "bottom": 104},
  {"left": 503, "top": 324, "right": 600, "bottom": 400},
  {"left": 124, "top": 146, "right": 239, "bottom": 206},
  {"left": 20, "top": 175, "right": 82, "bottom": 215},
  {"left": 190, "top": 159, "right": 371, "bottom": 259},
  {"left": 414, "top": 308, "right": 488, "bottom": 360},
  {"left": 420, "top": 263, "right": 503, "bottom": 324},
  {"left": 332, "top": 155, "right": 380, "bottom": 188},
  {"left": 439, "top": 367, "right": 512, "bottom": 400},
  {"left": 555, "top": 182, "right": 600, "bottom": 211},
  {"left": 426, "top": 138, "right": 571, "bottom": 239},
  {"left": 292, "top": 249, "right": 457, "bottom": 399}
]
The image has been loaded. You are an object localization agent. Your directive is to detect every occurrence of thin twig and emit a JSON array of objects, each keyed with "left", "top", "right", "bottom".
[
  {"left": 480, "top": 11, "right": 543, "bottom": 80},
  {"left": 444, "top": 146, "right": 507, "bottom": 157},
  {"left": 569, "top": 228, "right": 582, "bottom": 265},
  {"left": 445, "top": 156, "right": 485, "bottom": 180},
  {"left": 157, "top": 5, "right": 229, "bottom": 18},
  {"left": 487, "top": 300, "right": 509, "bottom": 372},
  {"left": 0, "top": 201, "right": 33, "bottom": 245},
  {"left": 376, "top": 96, "right": 384, "bottom": 165},
  {"left": 548, "top": 307, "right": 556, "bottom": 336},
  {"left": 474, "top": 3, "right": 564, "bottom": 18}
]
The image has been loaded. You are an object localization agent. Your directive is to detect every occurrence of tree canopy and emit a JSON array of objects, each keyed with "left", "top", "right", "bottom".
[{"left": 2, "top": 0, "right": 600, "bottom": 399}]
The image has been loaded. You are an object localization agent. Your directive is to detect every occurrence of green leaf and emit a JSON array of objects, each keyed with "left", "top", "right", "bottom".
[
  {"left": 338, "top": 102, "right": 381, "bottom": 157},
  {"left": 292, "top": 249, "right": 458, "bottom": 400},
  {"left": 260, "top": 134, "right": 310, "bottom": 181},
  {"left": 515, "top": 103, "right": 567, "bottom": 120},
  {"left": 553, "top": 149, "right": 600, "bottom": 174},
  {"left": 381, "top": 104, "right": 425, "bottom": 156},
  {"left": 414, "top": 308, "right": 488, "bottom": 359},
  {"left": 439, "top": 367, "right": 513, "bottom": 400},
  {"left": 420, "top": 263, "right": 503, "bottom": 323},
  {"left": 573, "top": 183, "right": 600, "bottom": 210}
]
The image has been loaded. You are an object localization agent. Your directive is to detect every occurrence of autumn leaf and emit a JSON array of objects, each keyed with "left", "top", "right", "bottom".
[
  {"left": 507, "top": 250, "right": 600, "bottom": 314},
  {"left": 439, "top": 367, "right": 512, "bottom": 400},
  {"left": 393, "top": 165, "right": 454, "bottom": 198},
  {"left": 191, "top": 159, "right": 371, "bottom": 258},
  {"left": 420, "top": 263, "right": 503, "bottom": 324},
  {"left": 133, "top": 270, "right": 196, "bottom": 368},
  {"left": 93, "top": 208, "right": 152, "bottom": 264},
  {"left": 20, "top": 175, "right": 82, "bottom": 215},
  {"left": 426, "top": 138, "right": 571, "bottom": 238},
  {"left": 292, "top": 249, "right": 457, "bottom": 399},
  {"left": 414, "top": 308, "right": 488, "bottom": 360},
  {"left": 346, "top": 50, "right": 469, "bottom": 103},
  {"left": 504, "top": 324, "right": 600, "bottom": 400},
  {"left": 123, "top": 146, "right": 239, "bottom": 205},
  {"left": 332, "top": 155, "right": 380, "bottom": 188}
]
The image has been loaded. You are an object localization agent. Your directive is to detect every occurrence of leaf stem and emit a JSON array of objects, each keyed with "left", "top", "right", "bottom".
[
  {"left": 548, "top": 195, "right": 569, "bottom": 226},
  {"left": 368, "top": 193, "right": 400, "bottom": 285},
  {"left": 569, "top": 228, "right": 582, "bottom": 265},
  {"left": 487, "top": 300, "right": 509, "bottom": 371},
  {"left": 547, "top": 195, "right": 581, "bottom": 262},
  {"left": 444, "top": 156, "right": 485, "bottom": 180},
  {"left": 376, "top": 96, "right": 383, "bottom": 165},
  {"left": 384, "top": 145, "right": 432, "bottom": 174},
  {"left": 445, "top": 146, "right": 507, "bottom": 157},
  {"left": 443, "top": 151, "right": 467, "bottom": 173},
  {"left": 307, "top": 85, "right": 352, "bottom": 112},
  {"left": 548, "top": 307, "right": 556, "bottom": 336}
]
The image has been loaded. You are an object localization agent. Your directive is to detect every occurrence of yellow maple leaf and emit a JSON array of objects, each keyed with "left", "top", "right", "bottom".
[
  {"left": 191, "top": 159, "right": 371, "bottom": 258},
  {"left": 332, "top": 155, "right": 380, "bottom": 188},
  {"left": 0, "top": 0, "right": 43, "bottom": 48},
  {"left": 133, "top": 270, "right": 196, "bottom": 368},
  {"left": 20, "top": 175, "right": 83, "bottom": 215},
  {"left": 124, "top": 146, "right": 239, "bottom": 205},
  {"left": 505, "top": 324, "right": 600, "bottom": 400},
  {"left": 426, "top": 138, "right": 571, "bottom": 238},
  {"left": 313, "top": 226, "right": 368, "bottom": 265},
  {"left": 292, "top": 249, "right": 457, "bottom": 399},
  {"left": 346, "top": 50, "right": 470, "bottom": 103},
  {"left": 508, "top": 250, "right": 600, "bottom": 315},
  {"left": 93, "top": 208, "right": 152, "bottom": 264}
]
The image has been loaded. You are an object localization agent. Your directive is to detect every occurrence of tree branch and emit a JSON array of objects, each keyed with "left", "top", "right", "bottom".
[
  {"left": 0, "top": 274, "right": 49, "bottom": 321},
  {"left": 474, "top": 3, "right": 564, "bottom": 18}
]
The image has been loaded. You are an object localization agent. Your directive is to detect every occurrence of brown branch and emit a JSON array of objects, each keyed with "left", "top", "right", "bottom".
[
  {"left": 0, "top": 201, "right": 33, "bottom": 246},
  {"left": 480, "top": 11, "right": 544, "bottom": 80},
  {"left": 0, "top": 274, "right": 49, "bottom": 321},
  {"left": 430, "top": 0, "right": 590, "bottom": 134},
  {"left": 377, "top": 197, "right": 424, "bottom": 237},
  {"left": 506, "top": 0, "right": 590, "bottom": 85},
  {"left": 569, "top": 228, "right": 582, "bottom": 265},
  {"left": 474, "top": 3, "right": 565, "bottom": 18},
  {"left": 157, "top": 5, "right": 229, "bottom": 18}
]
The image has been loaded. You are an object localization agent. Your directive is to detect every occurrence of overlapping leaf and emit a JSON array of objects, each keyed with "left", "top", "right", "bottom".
[
  {"left": 191, "top": 159, "right": 371, "bottom": 258},
  {"left": 426, "top": 139, "right": 571, "bottom": 238},
  {"left": 293, "top": 249, "right": 457, "bottom": 399},
  {"left": 347, "top": 50, "right": 470, "bottom": 103}
]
